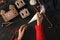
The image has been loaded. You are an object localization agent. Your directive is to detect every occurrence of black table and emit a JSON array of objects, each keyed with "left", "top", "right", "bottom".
[{"left": 0, "top": 0, "right": 60, "bottom": 40}]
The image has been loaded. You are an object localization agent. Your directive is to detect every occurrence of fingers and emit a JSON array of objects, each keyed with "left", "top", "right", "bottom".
[
  {"left": 36, "top": 12, "right": 41, "bottom": 20},
  {"left": 22, "top": 26, "right": 26, "bottom": 33},
  {"left": 36, "top": 12, "right": 40, "bottom": 18},
  {"left": 19, "top": 24, "right": 27, "bottom": 33},
  {"left": 36, "top": 12, "right": 43, "bottom": 25},
  {"left": 18, "top": 24, "right": 27, "bottom": 40}
]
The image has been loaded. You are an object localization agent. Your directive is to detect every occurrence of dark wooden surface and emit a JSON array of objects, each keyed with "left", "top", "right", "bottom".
[{"left": 0, "top": 0, "right": 60, "bottom": 40}]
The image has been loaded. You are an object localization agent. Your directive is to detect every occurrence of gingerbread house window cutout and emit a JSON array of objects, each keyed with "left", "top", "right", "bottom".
[{"left": 19, "top": 9, "right": 30, "bottom": 19}]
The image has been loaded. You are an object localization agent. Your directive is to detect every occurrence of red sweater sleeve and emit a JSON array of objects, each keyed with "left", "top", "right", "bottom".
[{"left": 35, "top": 24, "right": 45, "bottom": 40}]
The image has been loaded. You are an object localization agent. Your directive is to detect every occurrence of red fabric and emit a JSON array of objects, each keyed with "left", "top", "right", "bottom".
[{"left": 35, "top": 24, "right": 45, "bottom": 40}]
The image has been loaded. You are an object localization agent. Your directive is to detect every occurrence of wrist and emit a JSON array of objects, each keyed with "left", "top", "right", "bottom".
[{"left": 35, "top": 24, "right": 43, "bottom": 30}]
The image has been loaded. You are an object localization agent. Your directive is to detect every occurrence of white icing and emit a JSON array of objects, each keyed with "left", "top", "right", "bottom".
[
  {"left": 28, "top": 13, "right": 37, "bottom": 24},
  {"left": 30, "top": 0, "right": 37, "bottom": 5},
  {"left": 40, "top": 5, "right": 45, "bottom": 14}
]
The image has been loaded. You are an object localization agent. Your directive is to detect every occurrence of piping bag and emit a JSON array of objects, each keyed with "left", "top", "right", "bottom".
[
  {"left": 28, "top": 4, "right": 52, "bottom": 28},
  {"left": 28, "top": 5, "right": 45, "bottom": 24}
]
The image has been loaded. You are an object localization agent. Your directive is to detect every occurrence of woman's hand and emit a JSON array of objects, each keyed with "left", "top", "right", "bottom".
[
  {"left": 18, "top": 24, "right": 27, "bottom": 40},
  {"left": 36, "top": 12, "right": 43, "bottom": 25}
]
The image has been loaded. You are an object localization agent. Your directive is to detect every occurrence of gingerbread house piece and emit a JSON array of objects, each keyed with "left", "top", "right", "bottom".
[
  {"left": 0, "top": 5, "right": 18, "bottom": 27},
  {"left": 9, "top": 5, "right": 18, "bottom": 19},
  {"left": 0, "top": 5, "right": 18, "bottom": 22},
  {"left": 20, "top": 9, "right": 30, "bottom": 19},
  {"left": 15, "top": 0, "right": 25, "bottom": 9}
]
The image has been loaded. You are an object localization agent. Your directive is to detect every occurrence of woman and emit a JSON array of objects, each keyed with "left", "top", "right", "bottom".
[{"left": 15, "top": 12, "right": 45, "bottom": 40}]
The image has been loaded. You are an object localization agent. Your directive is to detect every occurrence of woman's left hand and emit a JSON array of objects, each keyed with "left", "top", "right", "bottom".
[{"left": 18, "top": 24, "right": 27, "bottom": 40}]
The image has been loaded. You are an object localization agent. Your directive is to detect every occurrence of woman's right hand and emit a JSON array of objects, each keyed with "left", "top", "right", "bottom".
[{"left": 36, "top": 12, "right": 43, "bottom": 25}]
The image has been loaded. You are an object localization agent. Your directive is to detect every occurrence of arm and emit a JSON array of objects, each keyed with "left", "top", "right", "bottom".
[{"left": 35, "top": 12, "right": 45, "bottom": 40}]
